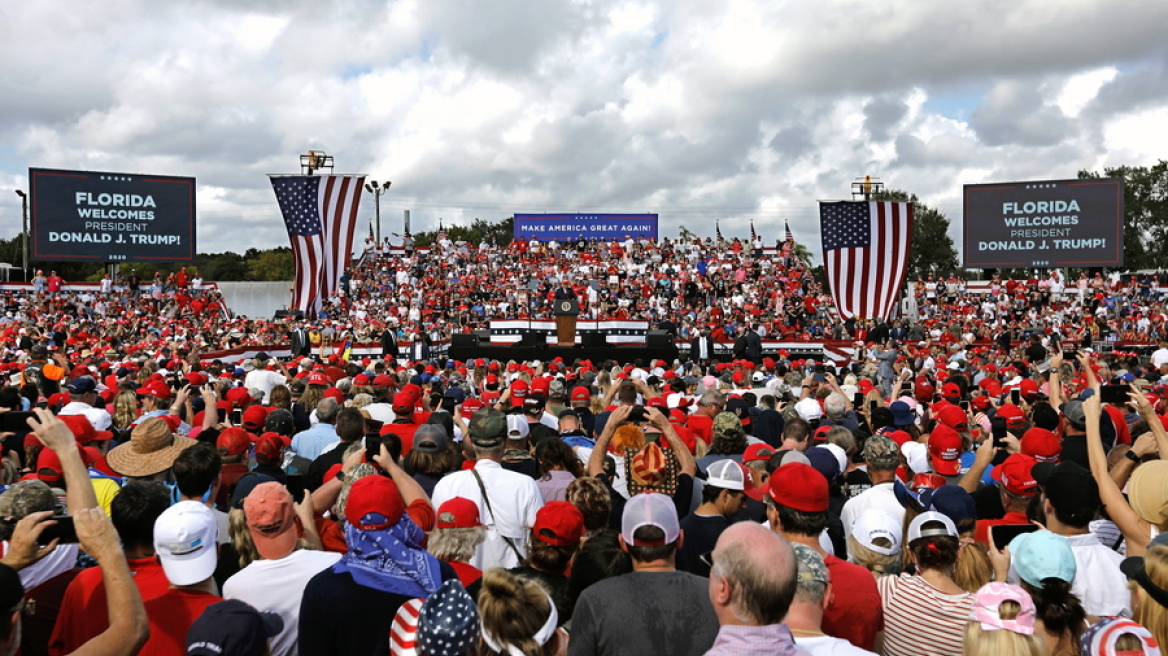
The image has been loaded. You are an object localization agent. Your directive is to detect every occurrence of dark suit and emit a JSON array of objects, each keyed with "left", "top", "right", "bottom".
[
  {"left": 554, "top": 286, "right": 577, "bottom": 300},
  {"left": 744, "top": 329, "right": 762, "bottom": 363},
  {"left": 690, "top": 334, "right": 716, "bottom": 363},
  {"left": 290, "top": 328, "right": 311, "bottom": 358},
  {"left": 380, "top": 330, "right": 400, "bottom": 359}
]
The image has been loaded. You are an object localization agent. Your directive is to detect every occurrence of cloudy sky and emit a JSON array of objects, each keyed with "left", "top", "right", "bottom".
[{"left": 2, "top": 0, "right": 1167, "bottom": 259}]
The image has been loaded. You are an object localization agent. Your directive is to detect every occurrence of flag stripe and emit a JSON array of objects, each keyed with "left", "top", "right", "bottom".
[
  {"left": 271, "top": 174, "right": 364, "bottom": 314},
  {"left": 819, "top": 200, "right": 912, "bottom": 320}
]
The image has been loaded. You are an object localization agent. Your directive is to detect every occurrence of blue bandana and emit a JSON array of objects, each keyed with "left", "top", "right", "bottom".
[{"left": 334, "top": 514, "right": 441, "bottom": 598}]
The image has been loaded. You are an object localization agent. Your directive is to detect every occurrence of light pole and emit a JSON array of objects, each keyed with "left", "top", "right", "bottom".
[
  {"left": 13, "top": 190, "right": 27, "bottom": 280},
  {"left": 363, "top": 180, "right": 390, "bottom": 244}
]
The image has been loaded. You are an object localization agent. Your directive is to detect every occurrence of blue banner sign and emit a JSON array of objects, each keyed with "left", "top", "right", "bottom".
[{"left": 513, "top": 213, "right": 658, "bottom": 242}]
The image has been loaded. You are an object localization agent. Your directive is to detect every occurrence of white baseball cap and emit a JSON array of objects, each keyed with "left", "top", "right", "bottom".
[
  {"left": 706, "top": 460, "right": 746, "bottom": 491},
  {"left": 621, "top": 492, "right": 680, "bottom": 547},
  {"left": 908, "top": 511, "right": 958, "bottom": 542},
  {"left": 154, "top": 501, "right": 218, "bottom": 586},
  {"left": 901, "top": 441, "right": 931, "bottom": 474},
  {"left": 795, "top": 398, "right": 822, "bottom": 421},
  {"left": 851, "top": 509, "right": 903, "bottom": 556},
  {"left": 505, "top": 415, "right": 529, "bottom": 439}
]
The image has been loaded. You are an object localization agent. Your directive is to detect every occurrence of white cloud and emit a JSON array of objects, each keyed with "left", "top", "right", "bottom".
[{"left": 0, "top": 0, "right": 1166, "bottom": 256}]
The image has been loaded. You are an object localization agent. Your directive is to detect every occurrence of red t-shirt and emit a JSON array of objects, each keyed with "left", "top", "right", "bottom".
[
  {"left": 447, "top": 561, "right": 483, "bottom": 588},
  {"left": 49, "top": 557, "right": 171, "bottom": 656},
  {"left": 686, "top": 415, "right": 714, "bottom": 444},
  {"left": 137, "top": 589, "right": 223, "bottom": 656},
  {"left": 821, "top": 555, "right": 883, "bottom": 651}
]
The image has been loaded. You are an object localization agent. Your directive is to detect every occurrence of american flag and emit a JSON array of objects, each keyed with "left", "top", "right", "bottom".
[
  {"left": 270, "top": 175, "right": 365, "bottom": 313},
  {"left": 819, "top": 201, "right": 913, "bottom": 320},
  {"left": 785, "top": 220, "right": 794, "bottom": 242}
]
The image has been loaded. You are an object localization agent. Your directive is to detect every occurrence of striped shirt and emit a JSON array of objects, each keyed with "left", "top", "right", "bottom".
[{"left": 876, "top": 573, "right": 973, "bottom": 656}]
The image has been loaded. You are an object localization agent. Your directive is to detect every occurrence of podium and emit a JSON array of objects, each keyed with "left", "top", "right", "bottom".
[{"left": 553, "top": 298, "right": 579, "bottom": 347}]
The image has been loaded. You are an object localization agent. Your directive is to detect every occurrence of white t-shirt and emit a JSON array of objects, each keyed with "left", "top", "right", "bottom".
[
  {"left": 840, "top": 482, "right": 905, "bottom": 539},
  {"left": 795, "top": 634, "right": 880, "bottom": 656},
  {"left": 223, "top": 550, "right": 342, "bottom": 656},
  {"left": 245, "top": 369, "right": 286, "bottom": 404}
]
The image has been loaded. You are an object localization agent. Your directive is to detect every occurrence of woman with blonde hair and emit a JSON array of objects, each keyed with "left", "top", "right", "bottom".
[
  {"left": 477, "top": 568, "right": 564, "bottom": 656},
  {"left": 111, "top": 389, "right": 140, "bottom": 434},
  {"left": 847, "top": 508, "right": 902, "bottom": 578},
  {"left": 1122, "top": 535, "right": 1168, "bottom": 648},
  {"left": 964, "top": 582, "right": 1042, "bottom": 656}
]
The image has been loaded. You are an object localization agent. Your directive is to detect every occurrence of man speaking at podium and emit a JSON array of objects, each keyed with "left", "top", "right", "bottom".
[{"left": 554, "top": 279, "right": 577, "bottom": 300}]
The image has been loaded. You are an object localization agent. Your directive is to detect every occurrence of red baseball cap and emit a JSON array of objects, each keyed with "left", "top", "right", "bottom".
[
  {"left": 1020, "top": 427, "right": 1061, "bottom": 463},
  {"left": 533, "top": 501, "right": 585, "bottom": 547},
  {"left": 510, "top": 380, "right": 529, "bottom": 406},
  {"left": 927, "top": 425, "right": 963, "bottom": 476},
  {"left": 254, "top": 433, "right": 290, "bottom": 461},
  {"left": 941, "top": 382, "right": 961, "bottom": 399},
  {"left": 885, "top": 429, "right": 913, "bottom": 447},
  {"left": 344, "top": 475, "right": 405, "bottom": 531},
  {"left": 531, "top": 378, "right": 550, "bottom": 395},
  {"left": 59, "top": 414, "right": 114, "bottom": 443},
  {"left": 372, "top": 374, "right": 395, "bottom": 389},
  {"left": 308, "top": 372, "right": 329, "bottom": 386},
  {"left": 571, "top": 386, "right": 591, "bottom": 402},
  {"left": 1020, "top": 379, "right": 1041, "bottom": 401},
  {"left": 216, "top": 427, "right": 253, "bottom": 456},
  {"left": 765, "top": 462, "right": 828, "bottom": 512},
  {"left": 997, "top": 404, "right": 1027, "bottom": 428},
  {"left": 461, "top": 398, "right": 483, "bottom": 414},
  {"left": 936, "top": 405, "right": 969, "bottom": 431},
  {"left": 392, "top": 392, "right": 415, "bottom": 415},
  {"left": 991, "top": 453, "right": 1039, "bottom": 496},
  {"left": 353, "top": 374, "right": 371, "bottom": 386},
  {"left": 35, "top": 449, "right": 63, "bottom": 483},
  {"left": 436, "top": 497, "right": 483, "bottom": 529},
  {"left": 242, "top": 405, "right": 269, "bottom": 431},
  {"left": 743, "top": 443, "right": 776, "bottom": 463}
]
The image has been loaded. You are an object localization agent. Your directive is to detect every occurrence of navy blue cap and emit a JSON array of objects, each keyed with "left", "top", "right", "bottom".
[{"left": 187, "top": 599, "right": 283, "bottom": 656}]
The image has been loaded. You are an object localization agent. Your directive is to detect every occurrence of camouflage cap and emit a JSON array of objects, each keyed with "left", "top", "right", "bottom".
[
  {"left": 0, "top": 480, "right": 57, "bottom": 519},
  {"left": 862, "top": 434, "right": 900, "bottom": 468},
  {"left": 469, "top": 408, "right": 507, "bottom": 446},
  {"left": 712, "top": 412, "right": 745, "bottom": 441},
  {"left": 792, "top": 543, "right": 829, "bottom": 585}
]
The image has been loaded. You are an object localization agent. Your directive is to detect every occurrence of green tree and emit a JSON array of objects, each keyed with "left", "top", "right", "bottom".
[
  {"left": 872, "top": 188, "right": 959, "bottom": 279},
  {"left": 249, "top": 248, "right": 295, "bottom": 281},
  {"left": 1079, "top": 160, "right": 1168, "bottom": 271},
  {"left": 415, "top": 216, "right": 514, "bottom": 248}
]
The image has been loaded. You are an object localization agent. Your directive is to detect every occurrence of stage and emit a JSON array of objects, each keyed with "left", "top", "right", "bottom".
[{"left": 447, "top": 341, "right": 680, "bottom": 366}]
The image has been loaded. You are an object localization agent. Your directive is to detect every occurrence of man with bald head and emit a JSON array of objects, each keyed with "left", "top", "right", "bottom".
[{"left": 703, "top": 522, "right": 806, "bottom": 655}]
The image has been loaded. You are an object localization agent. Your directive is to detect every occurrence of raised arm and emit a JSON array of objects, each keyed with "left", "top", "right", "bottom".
[
  {"left": 1082, "top": 381, "right": 1151, "bottom": 556},
  {"left": 27, "top": 410, "right": 98, "bottom": 512},
  {"left": 70, "top": 508, "right": 149, "bottom": 656}
]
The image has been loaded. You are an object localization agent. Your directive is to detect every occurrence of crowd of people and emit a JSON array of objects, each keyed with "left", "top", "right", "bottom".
[{"left": 1, "top": 233, "right": 1168, "bottom": 655}]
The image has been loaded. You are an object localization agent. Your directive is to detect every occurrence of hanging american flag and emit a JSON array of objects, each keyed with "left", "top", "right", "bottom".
[
  {"left": 785, "top": 220, "right": 794, "bottom": 242},
  {"left": 819, "top": 201, "right": 913, "bottom": 320},
  {"left": 270, "top": 174, "right": 365, "bottom": 313}
]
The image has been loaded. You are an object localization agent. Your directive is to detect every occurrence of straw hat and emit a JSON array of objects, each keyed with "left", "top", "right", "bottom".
[
  {"left": 106, "top": 416, "right": 196, "bottom": 477},
  {"left": 1129, "top": 461, "right": 1168, "bottom": 527}
]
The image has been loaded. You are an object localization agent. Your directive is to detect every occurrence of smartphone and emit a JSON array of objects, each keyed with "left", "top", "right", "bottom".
[
  {"left": 628, "top": 406, "right": 648, "bottom": 423},
  {"left": 869, "top": 400, "right": 878, "bottom": 413},
  {"left": 39, "top": 515, "right": 79, "bottom": 545},
  {"left": 1062, "top": 349, "right": 1077, "bottom": 360},
  {"left": 811, "top": 373, "right": 826, "bottom": 383},
  {"left": 853, "top": 393, "right": 864, "bottom": 408},
  {"left": 285, "top": 476, "right": 306, "bottom": 504},
  {"left": 991, "top": 523, "right": 1039, "bottom": 551},
  {"left": 1010, "top": 389, "right": 1021, "bottom": 405},
  {"left": 991, "top": 416, "right": 1008, "bottom": 450},
  {"left": 365, "top": 434, "right": 382, "bottom": 466},
  {"left": 217, "top": 407, "right": 228, "bottom": 423},
  {"left": 960, "top": 401, "right": 970, "bottom": 411},
  {"left": 231, "top": 408, "right": 243, "bottom": 425},
  {"left": 0, "top": 411, "right": 35, "bottom": 433},
  {"left": 1101, "top": 384, "right": 1129, "bottom": 405}
]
